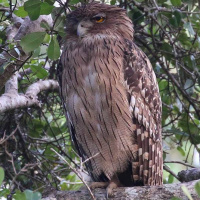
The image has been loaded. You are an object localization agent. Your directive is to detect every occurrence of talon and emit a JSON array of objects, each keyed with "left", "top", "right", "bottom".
[
  {"left": 106, "top": 176, "right": 121, "bottom": 199},
  {"left": 106, "top": 187, "right": 114, "bottom": 199},
  {"left": 89, "top": 182, "right": 109, "bottom": 190}
]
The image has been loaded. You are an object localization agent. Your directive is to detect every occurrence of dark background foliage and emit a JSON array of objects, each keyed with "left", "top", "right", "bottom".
[{"left": 0, "top": 0, "right": 200, "bottom": 199}]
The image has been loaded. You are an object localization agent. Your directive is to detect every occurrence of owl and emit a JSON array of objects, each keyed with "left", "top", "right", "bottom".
[{"left": 58, "top": 2, "right": 163, "bottom": 197}]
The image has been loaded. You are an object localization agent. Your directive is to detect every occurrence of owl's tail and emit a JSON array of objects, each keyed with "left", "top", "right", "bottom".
[{"left": 132, "top": 124, "right": 163, "bottom": 185}]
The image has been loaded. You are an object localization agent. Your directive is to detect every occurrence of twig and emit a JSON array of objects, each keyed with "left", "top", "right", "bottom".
[
  {"left": 150, "top": 6, "right": 200, "bottom": 14},
  {"left": 9, "top": 163, "right": 37, "bottom": 191},
  {"left": 152, "top": 0, "right": 159, "bottom": 10},
  {"left": 1, "top": 48, "right": 23, "bottom": 62},
  {"left": 0, "top": 7, "right": 10, "bottom": 11},
  {"left": 0, "top": 127, "right": 18, "bottom": 144},
  {"left": 163, "top": 165, "right": 181, "bottom": 181},
  {"left": 50, "top": 148, "right": 96, "bottom": 200},
  {"left": 81, "top": 152, "right": 100, "bottom": 167},
  {"left": 164, "top": 161, "right": 195, "bottom": 168}
]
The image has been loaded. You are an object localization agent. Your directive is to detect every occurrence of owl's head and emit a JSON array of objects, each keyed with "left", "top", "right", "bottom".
[{"left": 66, "top": 2, "right": 134, "bottom": 41}]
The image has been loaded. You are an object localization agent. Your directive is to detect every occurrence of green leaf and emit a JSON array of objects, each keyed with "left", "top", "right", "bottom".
[
  {"left": 13, "top": 190, "right": 26, "bottom": 200},
  {"left": 20, "top": 32, "right": 46, "bottom": 53},
  {"left": 32, "top": 47, "right": 41, "bottom": 58},
  {"left": 162, "top": 42, "right": 173, "bottom": 52},
  {"left": 70, "top": 0, "right": 80, "bottom": 4},
  {"left": 195, "top": 181, "right": 200, "bottom": 197},
  {"left": 43, "top": 34, "right": 51, "bottom": 43},
  {"left": 40, "top": 21, "right": 50, "bottom": 30},
  {"left": 178, "top": 31, "right": 191, "bottom": 46},
  {"left": 0, "top": 167, "right": 5, "bottom": 186},
  {"left": 128, "top": 7, "right": 144, "bottom": 24},
  {"left": 110, "top": 0, "right": 116, "bottom": 5},
  {"left": 169, "top": 15, "right": 179, "bottom": 27},
  {"left": 45, "top": 0, "right": 55, "bottom": 5},
  {"left": 24, "top": 0, "right": 41, "bottom": 21},
  {"left": 30, "top": 64, "right": 48, "bottom": 79},
  {"left": 47, "top": 35, "right": 60, "bottom": 60},
  {"left": 14, "top": 6, "right": 28, "bottom": 18},
  {"left": 170, "top": 0, "right": 181, "bottom": 6},
  {"left": 184, "top": 22, "right": 195, "bottom": 36},
  {"left": 190, "top": 55, "right": 196, "bottom": 68},
  {"left": 170, "top": 10, "right": 182, "bottom": 27},
  {"left": 0, "top": 61, "right": 9, "bottom": 75},
  {"left": 158, "top": 0, "right": 167, "bottom": 3},
  {"left": 159, "top": 80, "right": 168, "bottom": 91},
  {"left": 174, "top": 10, "right": 182, "bottom": 25},
  {"left": 28, "top": 118, "right": 47, "bottom": 137},
  {"left": 24, "top": 190, "right": 42, "bottom": 200},
  {"left": 47, "top": 125, "right": 61, "bottom": 136},
  {"left": 168, "top": 174, "right": 174, "bottom": 183},
  {"left": 177, "top": 146, "right": 185, "bottom": 156},
  {"left": 181, "top": 185, "right": 193, "bottom": 200},
  {"left": 53, "top": 16, "right": 65, "bottom": 36},
  {"left": 40, "top": 2, "right": 54, "bottom": 15},
  {"left": 184, "top": 79, "right": 194, "bottom": 95},
  {"left": 0, "top": 0, "right": 9, "bottom": 7},
  {"left": 0, "top": 189, "right": 10, "bottom": 197},
  {"left": 60, "top": 182, "right": 68, "bottom": 191}
]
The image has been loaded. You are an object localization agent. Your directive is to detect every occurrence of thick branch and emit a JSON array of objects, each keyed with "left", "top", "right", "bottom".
[
  {"left": 178, "top": 168, "right": 200, "bottom": 183},
  {"left": 0, "top": 79, "right": 59, "bottom": 113},
  {"left": 42, "top": 180, "right": 200, "bottom": 200}
]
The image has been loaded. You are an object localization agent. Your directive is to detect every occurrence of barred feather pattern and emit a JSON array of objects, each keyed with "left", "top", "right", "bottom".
[
  {"left": 124, "top": 40, "right": 163, "bottom": 185},
  {"left": 59, "top": 2, "right": 162, "bottom": 186}
]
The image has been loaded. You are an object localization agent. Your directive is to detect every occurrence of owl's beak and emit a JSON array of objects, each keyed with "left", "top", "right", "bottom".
[{"left": 77, "top": 20, "right": 93, "bottom": 37}]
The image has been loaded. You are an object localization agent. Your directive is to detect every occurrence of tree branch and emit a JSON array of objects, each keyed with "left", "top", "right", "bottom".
[
  {"left": 0, "top": 79, "right": 59, "bottom": 113},
  {"left": 164, "top": 161, "right": 195, "bottom": 168},
  {"left": 178, "top": 168, "right": 200, "bottom": 183},
  {"left": 42, "top": 179, "right": 200, "bottom": 200}
]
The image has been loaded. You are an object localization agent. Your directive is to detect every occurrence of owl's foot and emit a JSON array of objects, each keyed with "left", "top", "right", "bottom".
[
  {"left": 106, "top": 177, "right": 121, "bottom": 198},
  {"left": 89, "top": 181, "right": 109, "bottom": 189},
  {"left": 89, "top": 176, "right": 121, "bottom": 199}
]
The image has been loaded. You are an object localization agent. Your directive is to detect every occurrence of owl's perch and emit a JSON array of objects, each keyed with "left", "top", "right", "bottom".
[
  {"left": 42, "top": 179, "right": 200, "bottom": 200},
  {"left": 41, "top": 168, "right": 200, "bottom": 200}
]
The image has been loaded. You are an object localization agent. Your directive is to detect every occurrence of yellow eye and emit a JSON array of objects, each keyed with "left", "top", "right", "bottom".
[{"left": 94, "top": 16, "right": 105, "bottom": 23}]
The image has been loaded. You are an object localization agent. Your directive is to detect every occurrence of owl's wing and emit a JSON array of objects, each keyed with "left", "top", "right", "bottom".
[
  {"left": 58, "top": 58, "right": 104, "bottom": 182},
  {"left": 123, "top": 40, "right": 163, "bottom": 185},
  {"left": 57, "top": 61, "right": 84, "bottom": 158}
]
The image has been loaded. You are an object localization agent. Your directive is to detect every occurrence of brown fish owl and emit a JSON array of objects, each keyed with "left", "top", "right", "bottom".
[{"left": 59, "top": 2, "right": 163, "bottom": 196}]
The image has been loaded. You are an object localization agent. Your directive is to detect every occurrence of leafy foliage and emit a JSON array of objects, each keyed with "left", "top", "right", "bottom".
[
  {"left": 20, "top": 32, "right": 46, "bottom": 52},
  {"left": 47, "top": 35, "right": 60, "bottom": 60},
  {"left": 0, "top": 167, "right": 5, "bottom": 186},
  {"left": 0, "top": 0, "right": 200, "bottom": 199}
]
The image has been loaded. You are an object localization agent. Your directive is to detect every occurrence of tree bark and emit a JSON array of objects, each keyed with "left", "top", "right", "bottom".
[
  {"left": 0, "top": 78, "right": 59, "bottom": 113},
  {"left": 42, "top": 179, "right": 200, "bottom": 200},
  {"left": 178, "top": 168, "right": 200, "bottom": 183}
]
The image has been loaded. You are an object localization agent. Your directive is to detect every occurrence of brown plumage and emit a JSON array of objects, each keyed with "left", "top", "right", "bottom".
[{"left": 58, "top": 2, "right": 163, "bottom": 196}]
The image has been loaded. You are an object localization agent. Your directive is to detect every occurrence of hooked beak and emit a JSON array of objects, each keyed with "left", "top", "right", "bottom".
[{"left": 77, "top": 20, "right": 93, "bottom": 37}]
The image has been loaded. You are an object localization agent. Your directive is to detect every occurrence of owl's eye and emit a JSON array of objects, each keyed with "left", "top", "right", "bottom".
[
  {"left": 92, "top": 16, "right": 105, "bottom": 23},
  {"left": 95, "top": 16, "right": 105, "bottom": 23}
]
